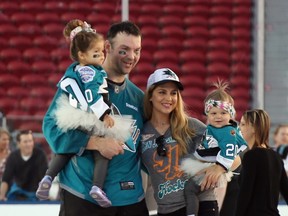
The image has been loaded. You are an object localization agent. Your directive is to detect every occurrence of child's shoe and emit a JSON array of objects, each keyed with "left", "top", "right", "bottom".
[
  {"left": 89, "top": 185, "right": 112, "bottom": 207},
  {"left": 36, "top": 175, "right": 52, "bottom": 200}
]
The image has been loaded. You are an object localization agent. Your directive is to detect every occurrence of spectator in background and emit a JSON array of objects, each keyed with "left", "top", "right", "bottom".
[
  {"left": 236, "top": 109, "right": 288, "bottom": 216},
  {"left": 0, "top": 128, "right": 11, "bottom": 181},
  {"left": 0, "top": 130, "right": 48, "bottom": 201},
  {"left": 274, "top": 124, "right": 288, "bottom": 175}
]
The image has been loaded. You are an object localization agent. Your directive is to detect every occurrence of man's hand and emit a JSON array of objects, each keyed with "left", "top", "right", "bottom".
[
  {"left": 197, "top": 164, "right": 226, "bottom": 191},
  {"left": 86, "top": 136, "right": 124, "bottom": 159}
]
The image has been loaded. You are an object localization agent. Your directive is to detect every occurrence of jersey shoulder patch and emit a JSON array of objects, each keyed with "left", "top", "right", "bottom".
[{"left": 78, "top": 66, "right": 95, "bottom": 83}]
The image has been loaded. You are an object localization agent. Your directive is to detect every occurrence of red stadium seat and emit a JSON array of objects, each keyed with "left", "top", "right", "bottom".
[
  {"left": 48, "top": 73, "right": 63, "bottom": 87},
  {"left": 184, "top": 16, "right": 209, "bottom": 27},
  {"left": 134, "top": 62, "right": 154, "bottom": 75},
  {"left": 163, "top": 4, "right": 186, "bottom": 17},
  {"left": 18, "top": 23, "right": 42, "bottom": 36},
  {"left": 231, "top": 63, "right": 251, "bottom": 76},
  {"left": 7, "top": 60, "right": 30, "bottom": 74},
  {"left": 50, "top": 48, "right": 70, "bottom": 63},
  {"left": 0, "top": 48, "right": 22, "bottom": 61},
  {"left": 158, "top": 38, "right": 183, "bottom": 53},
  {"left": 208, "top": 38, "right": 231, "bottom": 51},
  {"left": 207, "top": 63, "right": 231, "bottom": 77},
  {"left": 210, "top": 27, "right": 231, "bottom": 39},
  {"left": 139, "top": 50, "right": 154, "bottom": 63},
  {"left": 61, "top": 12, "right": 91, "bottom": 23},
  {"left": 141, "top": 26, "right": 161, "bottom": 40},
  {"left": 186, "top": 26, "right": 209, "bottom": 39},
  {"left": 232, "top": 27, "right": 251, "bottom": 39},
  {"left": 137, "top": 15, "right": 158, "bottom": 27},
  {"left": 210, "top": 5, "right": 232, "bottom": 17},
  {"left": 187, "top": 5, "right": 210, "bottom": 16},
  {"left": 0, "top": 98, "right": 19, "bottom": 115},
  {"left": 232, "top": 39, "right": 251, "bottom": 52},
  {"left": 233, "top": 6, "right": 253, "bottom": 17},
  {"left": 209, "top": 16, "right": 231, "bottom": 28},
  {"left": 153, "top": 50, "right": 178, "bottom": 64},
  {"left": 155, "top": 62, "right": 181, "bottom": 74},
  {"left": 182, "top": 38, "right": 207, "bottom": 51},
  {"left": 179, "top": 50, "right": 206, "bottom": 64},
  {"left": 206, "top": 50, "right": 230, "bottom": 64},
  {"left": 141, "top": 38, "right": 158, "bottom": 53},
  {"left": 30, "top": 86, "right": 55, "bottom": 99},
  {"left": 69, "top": 2, "right": 92, "bottom": 12},
  {"left": 32, "top": 61, "right": 56, "bottom": 74},
  {"left": 20, "top": 2, "right": 43, "bottom": 13},
  {"left": 11, "top": 12, "right": 35, "bottom": 24},
  {"left": 20, "top": 98, "right": 47, "bottom": 115},
  {"left": 45, "top": 2, "right": 68, "bottom": 13},
  {"left": 9, "top": 36, "right": 32, "bottom": 50},
  {"left": 230, "top": 74, "right": 251, "bottom": 89},
  {"left": 161, "top": 26, "right": 185, "bottom": 40},
  {"left": 179, "top": 74, "right": 206, "bottom": 89},
  {"left": 0, "top": 23, "right": 18, "bottom": 37},
  {"left": 7, "top": 86, "right": 30, "bottom": 99},
  {"left": 232, "top": 16, "right": 252, "bottom": 28},
  {"left": 58, "top": 60, "right": 73, "bottom": 73},
  {"left": 35, "top": 13, "right": 60, "bottom": 25},
  {"left": 43, "top": 23, "right": 63, "bottom": 36},
  {"left": 17, "top": 121, "right": 43, "bottom": 133},
  {"left": 141, "top": 4, "right": 162, "bottom": 15},
  {"left": 0, "top": 74, "right": 20, "bottom": 88},
  {"left": 0, "top": 2, "right": 18, "bottom": 15},
  {"left": 231, "top": 51, "right": 251, "bottom": 64},
  {"left": 33, "top": 36, "right": 58, "bottom": 51},
  {"left": 21, "top": 74, "right": 47, "bottom": 87},
  {"left": 86, "top": 14, "right": 111, "bottom": 27},
  {"left": 93, "top": 2, "right": 118, "bottom": 16},
  {"left": 159, "top": 15, "right": 183, "bottom": 27},
  {"left": 23, "top": 48, "right": 50, "bottom": 63},
  {"left": 181, "top": 62, "right": 207, "bottom": 77}
]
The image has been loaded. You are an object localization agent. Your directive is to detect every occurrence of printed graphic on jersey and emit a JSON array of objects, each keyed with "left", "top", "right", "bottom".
[
  {"left": 78, "top": 66, "right": 95, "bottom": 83},
  {"left": 230, "top": 129, "right": 236, "bottom": 136}
]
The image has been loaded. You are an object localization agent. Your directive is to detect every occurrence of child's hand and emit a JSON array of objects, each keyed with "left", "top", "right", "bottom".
[{"left": 103, "top": 115, "right": 115, "bottom": 128}]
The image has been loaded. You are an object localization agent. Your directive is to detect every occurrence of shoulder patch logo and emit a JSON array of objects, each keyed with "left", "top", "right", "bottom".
[
  {"left": 230, "top": 129, "right": 236, "bottom": 136},
  {"left": 78, "top": 66, "right": 95, "bottom": 83}
]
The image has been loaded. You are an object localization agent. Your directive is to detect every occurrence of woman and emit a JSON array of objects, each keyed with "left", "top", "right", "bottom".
[
  {"left": 141, "top": 68, "right": 219, "bottom": 216},
  {"left": 236, "top": 109, "right": 288, "bottom": 216}
]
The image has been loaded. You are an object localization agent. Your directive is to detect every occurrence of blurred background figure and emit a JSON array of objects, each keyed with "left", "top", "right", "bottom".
[
  {"left": 274, "top": 124, "right": 288, "bottom": 175},
  {"left": 0, "top": 130, "right": 48, "bottom": 201},
  {"left": 0, "top": 128, "right": 11, "bottom": 182}
]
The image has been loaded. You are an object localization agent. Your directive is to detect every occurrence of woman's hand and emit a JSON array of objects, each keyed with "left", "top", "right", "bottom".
[
  {"left": 197, "top": 164, "right": 226, "bottom": 191},
  {"left": 86, "top": 136, "right": 124, "bottom": 159}
]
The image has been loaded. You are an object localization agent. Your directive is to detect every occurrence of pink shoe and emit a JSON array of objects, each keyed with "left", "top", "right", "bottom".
[
  {"left": 36, "top": 176, "right": 52, "bottom": 200},
  {"left": 89, "top": 186, "right": 112, "bottom": 207}
]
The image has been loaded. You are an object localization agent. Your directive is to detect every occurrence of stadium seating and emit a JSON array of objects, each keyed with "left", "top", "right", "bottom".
[{"left": 0, "top": 0, "right": 253, "bottom": 133}]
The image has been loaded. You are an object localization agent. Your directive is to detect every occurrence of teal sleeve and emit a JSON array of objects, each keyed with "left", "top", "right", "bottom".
[{"left": 42, "top": 90, "right": 90, "bottom": 154}]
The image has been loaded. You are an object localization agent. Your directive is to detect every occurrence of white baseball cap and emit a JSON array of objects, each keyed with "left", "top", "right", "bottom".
[{"left": 147, "top": 68, "right": 184, "bottom": 90}]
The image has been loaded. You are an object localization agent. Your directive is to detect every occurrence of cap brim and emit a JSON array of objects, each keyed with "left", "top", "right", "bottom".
[{"left": 154, "top": 80, "right": 184, "bottom": 90}]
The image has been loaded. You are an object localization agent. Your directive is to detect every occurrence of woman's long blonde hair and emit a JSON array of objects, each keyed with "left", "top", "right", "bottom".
[
  {"left": 242, "top": 109, "right": 270, "bottom": 149},
  {"left": 143, "top": 85, "right": 196, "bottom": 156}
]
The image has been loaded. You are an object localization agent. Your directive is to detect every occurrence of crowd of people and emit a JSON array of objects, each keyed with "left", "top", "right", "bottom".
[{"left": 0, "top": 19, "right": 287, "bottom": 216}]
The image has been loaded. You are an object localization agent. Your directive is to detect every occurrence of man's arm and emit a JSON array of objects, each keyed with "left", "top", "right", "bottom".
[{"left": 0, "top": 182, "right": 8, "bottom": 201}]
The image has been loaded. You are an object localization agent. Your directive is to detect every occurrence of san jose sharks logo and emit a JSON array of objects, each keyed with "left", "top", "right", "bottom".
[
  {"left": 110, "top": 103, "right": 137, "bottom": 153},
  {"left": 162, "top": 69, "right": 177, "bottom": 79}
]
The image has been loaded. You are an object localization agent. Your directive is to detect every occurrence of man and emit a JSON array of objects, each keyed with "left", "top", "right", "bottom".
[
  {"left": 0, "top": 130, "right": 48, "bottom": 201},
  {"left": 42, "top": 21, "right": 149, "bottom": 216}
]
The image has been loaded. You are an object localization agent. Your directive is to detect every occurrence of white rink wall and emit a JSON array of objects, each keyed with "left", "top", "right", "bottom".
[{"left": 0, "top": 203, "right": 287, "bottom": 216}]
